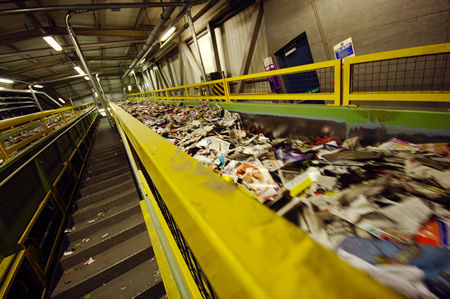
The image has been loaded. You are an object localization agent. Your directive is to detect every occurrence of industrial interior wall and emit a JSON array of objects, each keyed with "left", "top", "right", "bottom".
[
  {"left": 220, "top": 3, "right": 269, "bottom": 77},
  {"left": 167, "top": 53, "right": 182, "bottom": 86},
  {"left": 108, "top": 92, "right": 124, "bottom": 102},
  {"left": 164, "top": 2, "right": 270, "bottom": 86},
  {"left": 264, "top": 0, "right": 450, "bottom": 61}
]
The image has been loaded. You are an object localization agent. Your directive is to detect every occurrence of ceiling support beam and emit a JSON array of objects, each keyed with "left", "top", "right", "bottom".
[
  {"left": 38, "top": 67, "right": 121, "bottom": 82},
  {"left": 0, "top": 28, "right": 152, "bottom": 46},
  {"left": 2, "top": 58, "right": 71, "bottom": 76},
  {"left": 0, "top": 39, "right": 146, "bottom": 58}
]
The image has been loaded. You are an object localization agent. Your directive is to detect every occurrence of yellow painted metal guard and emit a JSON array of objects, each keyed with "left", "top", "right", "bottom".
[
  {"left": 112, "top": 100, "right": 201, "bottom": 299},
  {"left": 0, "top": 103, "right": 94, "bottom": 163},
  {"left": 140, "top": 199, "right": 182, "bottom": 299},
  {"left": 128, "top": 59, "right": 341, "bottom": 105},
  {"left": 128, "top": 43, "right": 450, "bottom": 107},
  {"left": 343, "top": 43, "right": 450, "bottom": 106},
  {"left": 111, "top": 103, "right": 400, "bottom": 299},
  {"left": 136, "top": 173, "right": 203, "bottom": 299}
]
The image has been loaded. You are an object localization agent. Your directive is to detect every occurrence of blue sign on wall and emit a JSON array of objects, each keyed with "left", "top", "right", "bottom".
[{"left": 333, "top": 37, "right": 356, "bottom": 59}]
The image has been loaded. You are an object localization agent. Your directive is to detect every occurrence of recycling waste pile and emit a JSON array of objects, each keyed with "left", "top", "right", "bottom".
[
  {"left": 120, "top": 101, "right": 450, "bottom": 298},
  {"left": 0, "top": 111, "right": 73, "bottom": 165}
]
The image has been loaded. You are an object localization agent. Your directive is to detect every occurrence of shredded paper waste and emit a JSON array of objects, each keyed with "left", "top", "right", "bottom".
[{"left": 121, "top": 102, "right": 449, "bottom": 298}]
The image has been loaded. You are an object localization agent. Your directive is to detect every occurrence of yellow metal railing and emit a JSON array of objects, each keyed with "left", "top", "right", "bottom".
[
  {"left": 343, "top": 43, "right": 450, "bottom": 106},
  {"left": 128, "top": 43, "right": 450, "bottom": 107},
  {"left": 110, "top": 102, "right": 400, "bottom": 298},
  {"left": 1, "top": 106, "right": 99, "bottom": 298},
  {"left": 0, "top": 103, "right": 94, "bottom": 163},
  {"left": 128, "top": 59, "right": 342, "bottom": 105}
]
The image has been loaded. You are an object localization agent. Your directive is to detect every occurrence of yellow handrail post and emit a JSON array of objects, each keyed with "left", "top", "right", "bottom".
[
  {"left": 334, "top": 59, "right": 342, "bottom": 106},
  {"left": 223, "top": 79, "right": 231, "bottom": 103},
  {"left": 343, "top": 59, "right": 351, "bottom": 106},
  {"left": 185, "top": 87, "right": 190, "bottom": 101},
  {"left": 0, "top": 142, "right": 8, "bottom": 161}
]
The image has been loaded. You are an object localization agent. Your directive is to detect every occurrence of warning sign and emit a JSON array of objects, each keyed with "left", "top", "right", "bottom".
[{"left": 333, "top": 37, "right": 355, "bottom": 59}]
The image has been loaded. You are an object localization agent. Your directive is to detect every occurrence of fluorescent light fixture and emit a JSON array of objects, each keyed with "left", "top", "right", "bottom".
[
  {"left": 58, "top": 97, "right": 65, "bottom": 104},
  {"left": 84, "top": 76, "right": 90, "bottom": 80},
  {"left": 74, "top": 66, "right": 86, "bottom": 76},
  {"left": 43, "top": 36, "right": 62, "bottom": 51},
  {"left": 0, "top": 78, "right": 14, "bottom": 84},
  {"left": 33, "top": 84, "right": 44, "bottom": 88},
  {"left": 160, "top": 26, "right": 176, "bottom": 42},
  {"left": 127, "top": 85, "right": 132, "bottom": 91}
]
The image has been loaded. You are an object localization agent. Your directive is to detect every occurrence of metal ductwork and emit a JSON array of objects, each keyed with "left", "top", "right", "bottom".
[
  {"left": 123, "top": 0, "right": 180, "bottom": 79},
  {"left": 123, "top": 0, "right": 218, "bottom": 79},
  {"left": 65, "top": 12, "right": 114, "bottom": 125},
  {"left": 143, "top": 0, "right": 220, "bottom": 71}
]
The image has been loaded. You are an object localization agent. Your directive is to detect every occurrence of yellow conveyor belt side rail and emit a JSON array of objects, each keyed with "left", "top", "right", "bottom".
[
  {"left": 110, "top": 102, "right": 401, "bottom": 299},
  {"left": 0, "top": 103, "right": 94, "bottom": 163},
  {"left": 127, "top": 43, "right": 450, "bottom": 107}
]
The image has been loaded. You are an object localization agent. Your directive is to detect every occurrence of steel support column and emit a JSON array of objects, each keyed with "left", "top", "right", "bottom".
[
  {"left": 186, "top": 7, "right": 207, "bottom": 82},
  {"left": 207, "top": 22, "right": 221, "bottom": 72},
  {"left": 237, "top": 1, "right": 263, "bottom": 93}
]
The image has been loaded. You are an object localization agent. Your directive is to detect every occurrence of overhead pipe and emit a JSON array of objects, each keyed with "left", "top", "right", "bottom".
[
  {"left": 123, "top": 0, "right": 212, "bottom": 78},
  {"left": 124, "top": 0, "right": 218, "bottom": 83},
  {"left": 95, "top": 73, "right": 108, "bottom": 104},
  {"left": 123, "top": 0, "right": 179, "bottom": 79},
  {"left": 65, "top": 12, "right": 113, "bottom": 124},
  {"left": 28, "top": 85, "right": 43, "bottom": 112},
  {"left": 0, "top": 2, "right": 186, "bottom": 16},
  {"left": 39, "top": 74, "right": 84, "bottom": 84},
  {"left": 37, "top": 91, "right": 63, "bottom": 108}
]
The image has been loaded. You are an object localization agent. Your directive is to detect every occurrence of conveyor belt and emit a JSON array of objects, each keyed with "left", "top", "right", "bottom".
[{"left": 50, "top": 118, "right": 165, "bottom": 299}]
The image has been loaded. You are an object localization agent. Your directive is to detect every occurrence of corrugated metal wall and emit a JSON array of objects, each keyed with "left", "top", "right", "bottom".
[
  {"left": 140, "top": 2, "right": 270, "bottom": 91},
  {"left": 221, "top": 5, "right": 268, "bottom": 77}
]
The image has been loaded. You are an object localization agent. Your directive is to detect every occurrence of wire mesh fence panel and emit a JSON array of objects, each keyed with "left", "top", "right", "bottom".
[
  {"left": 143, "top": 169, "right": 217, "bottom": 299},
  {"left": 227, "top": 67, "right": 335, "bottom": 95},
  {"left": 351, "top": 53, "right": 450, "bottom": 93},
  {"left": 167, "top": 88, "right": 186, "bottom": 97},
  {"left": 156, "top": 91, "right": 166, "bottom": 97}
]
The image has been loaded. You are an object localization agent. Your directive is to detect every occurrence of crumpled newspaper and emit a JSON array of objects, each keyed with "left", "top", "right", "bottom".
[{"left": 121, "top": 101, "right": 450, "bottom": 296}]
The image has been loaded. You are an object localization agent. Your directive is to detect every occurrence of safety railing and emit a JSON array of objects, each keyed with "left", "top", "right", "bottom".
[
  {"left": 0, "top": 103, "right": 94, "bottom": 164},
  {"left": 128, "top": 59, "right": 342, "bottom": 105},
  {"left": 343, "top": 43, "right": 450, "bottom": 105},
  {"left": 0, "top": 106, "right": 99, "bottom": 297},
  {"left": 128, "top": 43, "right": 450, "bottom": 107},
  {"left": 110, "top": 102, "right": 399, "bottom": 299}
]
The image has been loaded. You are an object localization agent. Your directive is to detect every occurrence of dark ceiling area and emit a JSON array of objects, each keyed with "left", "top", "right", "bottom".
[{"left": 0, "top": 0, "right": 254, "bottom": 112}]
